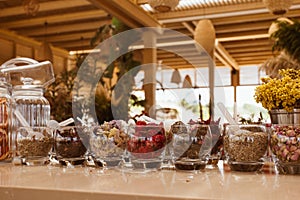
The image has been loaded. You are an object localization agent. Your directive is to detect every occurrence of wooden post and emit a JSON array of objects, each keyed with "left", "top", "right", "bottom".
[{"left": 143, "top": 30, "right": 157, "bottom": 119}]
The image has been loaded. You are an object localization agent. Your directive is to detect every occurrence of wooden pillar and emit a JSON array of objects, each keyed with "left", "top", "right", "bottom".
[
  {"left": 231, "top": 69, "right": 240, "bottom": 121},
  {"left": 143, "top": 30, "right": 157, "bottom": 118},
  {"left": 209, "top": 52, "right": 215, "bottom": 121}
]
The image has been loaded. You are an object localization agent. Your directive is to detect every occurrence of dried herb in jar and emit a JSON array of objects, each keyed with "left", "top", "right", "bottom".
[
  {"left": 55, "top": 127, "right": 87, "bottom": 158},
  {"left": 17, "top": 129, "right": 54, "bottom": 157}
]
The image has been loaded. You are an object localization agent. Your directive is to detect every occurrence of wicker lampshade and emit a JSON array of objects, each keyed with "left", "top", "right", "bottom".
[
  {"left": 148, "top": 0, "right": 179, "bottom": 12},
  {"left": 194, "top": 19, "right": 216, "bottom": 58},
  {"left": 182, "top": 75, "right": 192, "bottom": 88},
  {"left": 263, "top": 0, "right": 293, "bottom": 15},
  {"left": 171, "top": 68, "right": 181, "bottom": 85}
]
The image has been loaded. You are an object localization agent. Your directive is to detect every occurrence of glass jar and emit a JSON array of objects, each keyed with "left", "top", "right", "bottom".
[
  {"left": 89, "top": 122, "right": 128, "bottom": 168},
  {"left": 15, "top": 127, "right": 54, "bottom": 165},
  {"left": 127, "top": 123, "right": 166, "bottom": 170},
  {"left": 12, "top": 78, "right": 50, "bottom": 128},
  {"left": 0, "top": 81, "right": 12, "bottom": 162},
  {"left": 270, "top": 124, "right": 300, "bottom": 174},
  {"left": 54, "top": 126, "right": 88, "bottom": 166},
  {"left": 224, "top": 124, "right": 268, "bottom": 172},
  {"left": 169, "top": 122, "right": 212, "bottom": 170}
]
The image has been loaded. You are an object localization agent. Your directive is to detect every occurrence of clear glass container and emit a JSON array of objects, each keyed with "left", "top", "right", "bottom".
[
  {"left": 12, "top": 79, "right": 50, "bottom": 128},
  {"left": 89, "top": 122, "right": 128, "bottom": 168},
  {"left": 15, "top": 126, "right": 54, "bottom": 165},
  {"left": 207, "top": 124, "right": 222, "bottom": 166},
  {"left": 0, "top": 80, "right": 12, "bottom": 162},
  {"left": 127, "top": 123, "right": 167, "bottom": 171},
  {"left": 271, "top": 124, "right": 300, "bottom": 174},
  {"left": 169, "top": 122, "right": 212, "bottom": 170},
  {"left": 224, "top": 124, "right": 268, "bottom": 172},
  {"left": 54, "top": 126, "right": 88, "bottom": 166}
]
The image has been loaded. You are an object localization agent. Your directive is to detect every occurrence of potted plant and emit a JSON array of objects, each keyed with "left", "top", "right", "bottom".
[
  {"left": 254, "top": 68, "right": 300, "bottom": 124},
  {"left": 260, "top": 18, "right": 300, "bottom": 78}
]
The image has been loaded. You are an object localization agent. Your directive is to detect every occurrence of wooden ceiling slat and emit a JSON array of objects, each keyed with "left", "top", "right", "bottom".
[
  {"left": 18, "top": 20, "right": 111, "bottom": 37},
  {"left": 1, "top": 10, "right": 108, "bottom": 29},
  {"left": 0, "top": 0, "right": 91, "bottom": 17},
  {"left": 1, "top": 0, "right": 300, "bottom": 69}
]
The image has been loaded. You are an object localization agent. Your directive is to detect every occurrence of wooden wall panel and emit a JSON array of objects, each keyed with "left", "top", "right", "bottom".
[
  {"left": 0, "top": 38, "right": 14, "bottom": 64},
  {"left": 15, "top": 44, "right": 33, "bottom": 58}
]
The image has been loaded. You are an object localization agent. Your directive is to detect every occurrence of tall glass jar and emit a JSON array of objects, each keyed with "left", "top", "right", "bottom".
[
  {"left": 0, "top": 80, "right": 12, "bottom": 162},
  {"left": 12, "top": 78, "right": 50, "bottom": 128}
]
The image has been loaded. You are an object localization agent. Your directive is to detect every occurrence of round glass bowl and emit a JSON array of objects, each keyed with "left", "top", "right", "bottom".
[
  {"left": 127, "top": 124, "right": 166, "bottom": 170},
  {"left": 224, "top": 124, "right": 268, "bottom": 172},
  {"left": 16, "top": 127, "right": 54, "bottom": 165},
  {"left": 270, "top": 124, "right": 300, "bottom": 174},
  {"left": 89, "top": 124, "right": 128, "bottom": 168},
  {"left": 169, "top": 122, "right": 212, "bottom": 171},
  {"left": 54, "top": 126, "right": 88, "bottom": 166}
]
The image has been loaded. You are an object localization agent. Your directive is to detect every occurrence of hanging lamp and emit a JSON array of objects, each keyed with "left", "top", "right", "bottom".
[
  {"left": 263, "top": 0, "right": 293, "bottom": 15},
  {"left": 170, "top": 68, "right": 181, "bottom": 85},
  {"left": 148, "top": 0, "right": 179, "bottom": 12},
  {"left": 194, "top": 19, "right": 216, "bottom": 58},
  {"left": 182, "top": 75, "right": 192, "bottom": 88}
]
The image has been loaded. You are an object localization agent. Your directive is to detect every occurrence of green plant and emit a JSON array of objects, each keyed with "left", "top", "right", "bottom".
[
  {"left": 271, "top": 19, "right": 300, "bottom": 64},
  {"left": 260, "top": 18, "right": 300, "bottom": 78},
  {"left": 46, "top": 18, "right": 143, "bottom": 124},
  {"left": 254, "top": 69, "right": 300, "bottom": 112},
  {"left": 45, "top": 65, "right": 79, "bottom": 122}
]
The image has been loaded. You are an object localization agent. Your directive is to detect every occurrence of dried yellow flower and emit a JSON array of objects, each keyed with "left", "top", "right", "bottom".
[{"left": 254, "top": 69, "right": 300, "bottom": 112}]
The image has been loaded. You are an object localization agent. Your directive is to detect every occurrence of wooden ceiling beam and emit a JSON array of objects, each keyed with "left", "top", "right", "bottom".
[
  {"left": 36, "top": 32, "right": 96, "bottom": 43},
  {"left": 215, "top": 41, "right": 239, "bottom": 70},
  {"left": 229, "top": 46, "right": 272, "bottom": 53},
  {"left": 88, "top": 0, "right": 161, "bottom": 29},
  {"left": 231, "top": 51, "right": 273, "bottom": 58},
  {"left": 217, "top": 29, "right": 269, "bottom": 40},
  {"left": 216, "top": 21, "right": 273, "bottom": 34},
  {"left": 155, "top": 2, "right": 267, "bottom": 22},
  {"left": 222, "top": 39, "right": 271, "bottom": 48},
  {"left": 0, "top": 0, "right": 91, "bottom": 17},
  {"left": 52, "top": 39, "right": 91, "bottom": 49},
  {"left": 210, "top": 9, "right": 300, "bottom": 26},
  {"left": 1, "top": 10, "right": 108, "bottom": 29},
  {"left": 154, "top": 1, "right": 300, "bottom": 22},
  {"left": 19, "top": 20, "right": 111, "bottom": 37}
]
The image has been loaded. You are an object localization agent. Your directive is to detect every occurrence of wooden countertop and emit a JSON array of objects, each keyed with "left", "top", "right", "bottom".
[{"left": 0, "top": 162, "right": 299, "bottom": 200}]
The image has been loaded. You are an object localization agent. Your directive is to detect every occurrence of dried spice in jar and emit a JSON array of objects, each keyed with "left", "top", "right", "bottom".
[
  {"left": 55, "top": 126, "right": 87, "bottom": 159},
  {"left": 271, "top": 125, "right": 300, "bottom": 163},
  {"left": 0, "top": 96, "right": 11, "bottom": 161},
  {"left": 170, "top": 122, "right": 212, "bottom": 170},
  {"left": 223, "top": 125, "right": 268, "bottom": 172},
  {"left": 224, "top": 128, "right": 268, "bottom": 162},
  {"left": 90, "top": 120, "right": 128, "bottom": 167},
  {"left": 170, "top": 122, "right": 210, "bottom": 160},
  {"left": 16, "top": 127, "right": 54, "bottom": 165}
]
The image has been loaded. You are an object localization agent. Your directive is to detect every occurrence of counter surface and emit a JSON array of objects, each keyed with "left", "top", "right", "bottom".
[{"left": 0, "top": 162, "right": 299, "bottom": 200}]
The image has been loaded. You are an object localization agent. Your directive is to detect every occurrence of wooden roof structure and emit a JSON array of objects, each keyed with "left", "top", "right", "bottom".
[{"left": 1, "top": 0, "right": 300, "bottom": 70}]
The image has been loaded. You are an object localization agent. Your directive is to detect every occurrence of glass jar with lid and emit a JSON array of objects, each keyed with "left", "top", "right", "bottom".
[
  {"left": 12, "top": 77, "right": 50, "bottom": 128},
  {"left": 0, "top": 78, "right": 12, "bottom": 162},
  {"left": 0, "top": 57, "right": 54, "bottom": 129},
  {"left": 0, "top": 57, "right": 55, "bottom": 165}
]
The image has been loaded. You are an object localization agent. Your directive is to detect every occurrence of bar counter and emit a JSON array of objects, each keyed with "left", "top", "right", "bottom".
[{"left": 0, "top": 162, "right": 299, "bottom": 200}]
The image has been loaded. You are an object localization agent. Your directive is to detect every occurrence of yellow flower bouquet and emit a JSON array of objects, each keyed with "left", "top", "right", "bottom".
[{"left": 254, "top": 69, "right": 300, "bottom": 112}]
